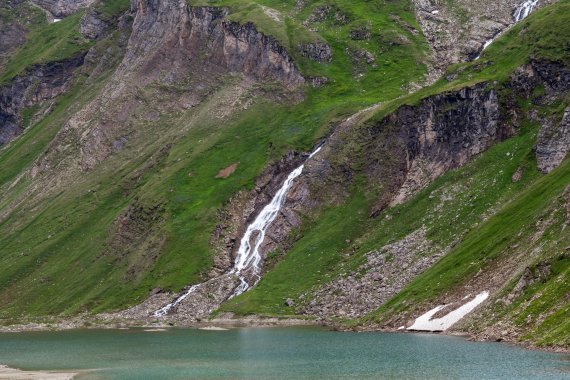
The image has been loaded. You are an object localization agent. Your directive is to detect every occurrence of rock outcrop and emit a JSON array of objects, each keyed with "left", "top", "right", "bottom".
[
  {"left": 0, "top": 20, "right": 25, "bottom": 70},
  {"left": 31, "top": 0, "right": 95, "bottom": 17},
  {"left": 80, "top": 7, "right": 110, "bottom": 40},
  {"left": 222, "top": 82, "right": 504, "bottom": 291},
  {"left": 509, "top": 60, "right": 570, "bottom": 173},
  {"left": 120, "top": 0, "right": 304, "bottom": 89},
  {"left": 302, "top": 228, "right": 444, "bottom": 319},
  {"left": 536, "top": 108, "right": 570, "bottom": 173},
  {"left": 63, "top": 0, "right": 305, "bottom": 171},
  {"left": 0, "top": 53, "right": 86, "bottom": 145},
  {"left": 297, "top": 42, "right": 333, "bottom": 63}
]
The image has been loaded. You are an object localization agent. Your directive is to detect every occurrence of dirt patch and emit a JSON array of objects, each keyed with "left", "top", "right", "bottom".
[{"left": 215, "top": 163, "right": 239, "bottom": 179}]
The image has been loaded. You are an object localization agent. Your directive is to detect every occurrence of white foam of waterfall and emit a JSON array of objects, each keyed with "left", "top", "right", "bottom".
[
  {"left": 155, "top": 284, "right": 199, "bottom": 317},
  {"left": 475, "top": 0, "right": 539, "bottom": 59},
  {"left": 229, "top": 146, "right": 322, "bottom": 297},
  {"left": 514, "top": 0, "right": 539, "bottom": 22},
  {"left": 154, "top": 146, "right": 322, "bottom": 316}
]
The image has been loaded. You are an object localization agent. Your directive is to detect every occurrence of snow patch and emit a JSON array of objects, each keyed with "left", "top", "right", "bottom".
[{"left": 407, "top": 291, "right": 489, "bottom": 332}]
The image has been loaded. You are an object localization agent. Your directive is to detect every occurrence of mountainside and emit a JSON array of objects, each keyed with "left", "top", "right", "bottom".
[{"left": 0, "top": 0, "right": 568, "bottom": 351}]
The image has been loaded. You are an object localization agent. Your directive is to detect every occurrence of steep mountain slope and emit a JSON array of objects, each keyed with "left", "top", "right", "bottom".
[
  {"left": 0, "top": 0, "right": 568, "bottom": 351},
  {"left": 0, "top": 0, "right": 429, "bottom": 318},
  {"left": 221, "top": 1, "right": 570, "bottom": 350}
]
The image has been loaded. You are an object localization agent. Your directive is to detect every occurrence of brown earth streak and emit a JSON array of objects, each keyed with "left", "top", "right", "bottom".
[{"left": 215, "top": 162, "right": 239, "bottom": 178}]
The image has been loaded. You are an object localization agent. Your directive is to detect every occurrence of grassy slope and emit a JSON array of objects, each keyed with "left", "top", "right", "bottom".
[
  {"left": 0, "top": 10, "right": 93, "bottom": 85},
  {"left": 0, "top": 0, "right": 429, "bottom": 317},
  {"left": 222, "top": 1, "right": 570, "bottom": 347}
]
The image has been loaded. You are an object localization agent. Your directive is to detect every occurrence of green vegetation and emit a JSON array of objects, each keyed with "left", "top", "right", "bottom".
[
  {"left": 222, "top": 1, "right": 570, "bottom": 348},
  {"left": 0, "top": 11, "right": 93, "bottom": 84},
  {"left": 0, "top": 0, "right": 568, "bottom": 349},
  {"left": 0, "top": 0, "right": 430, "bottom": 315}
]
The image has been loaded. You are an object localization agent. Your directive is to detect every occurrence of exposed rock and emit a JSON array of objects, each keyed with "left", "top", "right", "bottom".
[
  {"left": 298, "top": 42, "right": 332, "bottom": 63},
  {"left": 531, "top": 59, "right": 570, "bottom": 95},
  {"left": 0, "top": 53, "right": 86, "bottom": 145},
  {"left": 0, "top": 21, "right": 25, "bottom": 69},
  {"left": 33, "top": 0, "right": 305, "bottom": 175},
  {"left": 536, "top": 108, "right": 570, "bottom": 173},
  {"left": 306, "top": 5, "right": 349, "bottom": 25},
  {"left": 211, "top": 150, "right": 309, "bottom": 279},
  {"left": 349, "top": 25, "right": 371, "bottom": 40},
  {"left": 302, "top": 228, "right": 445, "bottom": 319},
  {"left": 80, "top": 7, "right": 109, "bottom": 40},
  {"left": 308, "top": 76, "right": 329, "bottom": 88},
  {"left": 387, "top": 84, "right": 502, "bottom": 206},
  {"left": 511, "top": 166, "right": 523, "bottom": 182},
  {"left": 350, "top": 48, "right": 375, "bottom": 65},
  {"left": 120, "top": 2, "right": 304, "bottom": 89},
  {"left": 506, "top": 60, "right": 570, "bottom": 173},
  {"left": 32, "top": 0, "right": 95, "bottom": 17},
  {"left": 215, "top": 162, "right": 240, "bottom": 179},
  {"left": 410, "top": 0, "right": 555, "bottom": 81}
]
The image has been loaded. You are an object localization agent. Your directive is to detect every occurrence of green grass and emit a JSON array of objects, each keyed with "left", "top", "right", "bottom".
[
  {"left": 221, "top": 2, "right": 570, "bottom": 349},
  {"left": 96, "top": 0, "right": 131, "bottom": 19},
  {"left": 0, "top": 0, "right": 432, "bottom": 316},
  {"left": 0, "top": 0, "right": 568, "bottom": 353},
  {"left": 0, "top": 11, "right": 93, "bottom": 84},
  {"left": 361, "top": 158, "right": 569, "bottom": 323}
]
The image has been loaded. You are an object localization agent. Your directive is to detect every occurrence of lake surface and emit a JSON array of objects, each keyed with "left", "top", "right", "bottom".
[{"left": 0, "top": 327, "right": 568, "bottom": 379}]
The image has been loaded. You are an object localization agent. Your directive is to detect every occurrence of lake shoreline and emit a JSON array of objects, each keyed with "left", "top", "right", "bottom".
[
  {"left": 0, "top": 364, "right": 77, "bottom": 380},
  {"left": 0, "top": 315, "right": 568, "bottom": 355}
]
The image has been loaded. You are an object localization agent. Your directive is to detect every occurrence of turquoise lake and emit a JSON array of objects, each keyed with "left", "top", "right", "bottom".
[{"left": 0, "top": 327, "right": 568, "bottom": 379}]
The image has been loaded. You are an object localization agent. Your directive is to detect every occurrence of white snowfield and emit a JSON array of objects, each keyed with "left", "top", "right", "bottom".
[{"left": 407, "top": 291, "right": 489, "bottom": 332}]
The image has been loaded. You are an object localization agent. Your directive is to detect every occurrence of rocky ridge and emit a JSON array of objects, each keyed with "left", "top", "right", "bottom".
[{"left": 0, "top": 53, "right": 86, "bottom": 145}]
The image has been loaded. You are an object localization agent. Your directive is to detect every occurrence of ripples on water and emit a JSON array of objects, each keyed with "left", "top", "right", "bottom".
[{"left": 0, "top": 327, "right": 568, "bottom": 379}]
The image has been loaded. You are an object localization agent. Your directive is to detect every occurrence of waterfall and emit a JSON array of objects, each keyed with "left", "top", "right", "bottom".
[
  {"left": 154, "top": 146, "right": 322, "bottom": 316},
  {"left": 475, "top": 0, "right": 539, "bottom": 59},
  {"left": 155, "top": 285, "right": 199, "bottom": 317},
  {"left": 229, "top": 146, "right": 322, "bottom": 297},
  {"left": 513, "top": 0, "right": 539, "bottom": 22}
]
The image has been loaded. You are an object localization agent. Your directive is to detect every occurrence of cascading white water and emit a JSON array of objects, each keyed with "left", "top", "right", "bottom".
[
  {"left": 513, "top": 0, "right": 539, "bottom": 22},
  {"left": 475, "top": 0, "right": 539, "bottom": 59},
  {"left": 154, "top": 146, "right": 322, "bottom": 316},
  {"left": 229, "top": 146, "right": 322, "bottom": 297},
  {"left": 155, "top": 284, "right": 199, "bottom": 317}
]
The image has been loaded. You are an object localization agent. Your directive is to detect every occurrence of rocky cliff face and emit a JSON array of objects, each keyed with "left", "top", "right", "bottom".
[
  {"left": 0, "top": 53, "right": 85, "bottom": 145},
  {"left": 510, "top": 60, "right": 570, "bottom": 173},
  {"left": 537, "top": 107, "right": 570, "bottom": 173},
  {"left": 291, "top": 82, "right": 503, "bottom": 221},
  {"left": 37, "top": 0, "right": 305, "bottom": 174},
  {"left": 0, "top": 20, "right": 25, "bottom": 71},
  {"left": 121, "top": 0, "right": 303, "bottom": 88}
]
